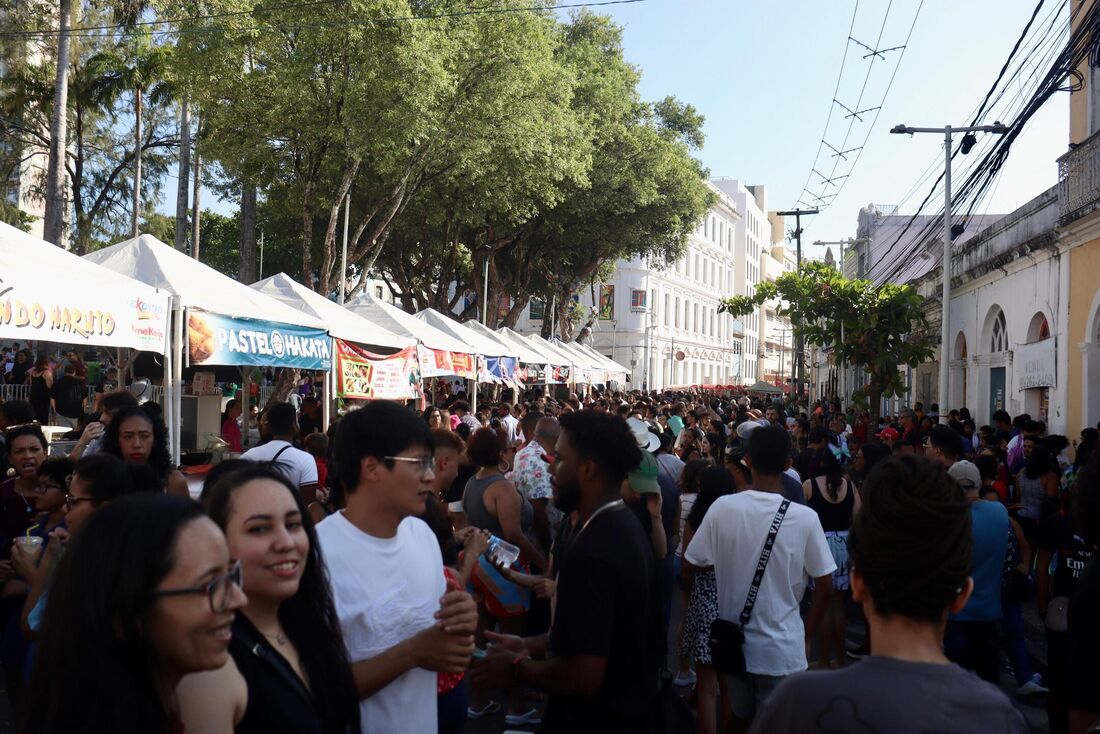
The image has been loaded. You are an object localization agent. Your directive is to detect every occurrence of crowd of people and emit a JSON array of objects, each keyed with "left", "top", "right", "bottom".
[{"left": 0, "top": 368, "right": 1097, "bottom": 733}]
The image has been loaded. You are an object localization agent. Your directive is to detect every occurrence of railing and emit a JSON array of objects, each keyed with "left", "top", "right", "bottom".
[
  {"left": 1058, "top": 130, "right": 1100, "bottom": 223},
  {"left": 0, "top": 384, "right": 30, "bottom": 402}
]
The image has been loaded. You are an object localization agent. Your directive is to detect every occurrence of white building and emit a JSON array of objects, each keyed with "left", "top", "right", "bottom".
[{"left": 510, "top": 179, "right": 786, "bottom": 390}]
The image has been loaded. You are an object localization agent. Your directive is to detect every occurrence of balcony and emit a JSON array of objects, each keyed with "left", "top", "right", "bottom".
[{"left": 1058, "top": 130, "right": 1100, "bottom": 225}]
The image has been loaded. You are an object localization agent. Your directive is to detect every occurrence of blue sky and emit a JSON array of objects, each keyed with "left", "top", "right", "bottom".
[
  {"left": 184, "top": 0, "right": 1070, "bottom": 264},
  {"left": 593, "top": 0, "right": 1069, "bottom": 260}
]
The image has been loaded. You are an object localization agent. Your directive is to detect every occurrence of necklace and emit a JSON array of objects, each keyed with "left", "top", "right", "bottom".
[
  {"left": 578, "top": 498, "right": 625, "bottom": 538},
  {"left": 260, "top": 627, "right": 288, "bottom": 646}
]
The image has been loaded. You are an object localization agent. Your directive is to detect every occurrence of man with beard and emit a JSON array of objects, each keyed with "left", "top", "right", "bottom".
[{"left": 472, "top": 409, "right": 657, "bottom": 733}]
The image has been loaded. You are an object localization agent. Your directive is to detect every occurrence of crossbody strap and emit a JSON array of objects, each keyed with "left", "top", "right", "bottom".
[{"left": 739, "top": 499, "right": 791, "bottom": 627}]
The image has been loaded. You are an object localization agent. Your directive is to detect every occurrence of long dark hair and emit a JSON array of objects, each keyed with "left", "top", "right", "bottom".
[
  {"left": 204, "top": 466, "right": 360, "bottom": 733},
  {"left": 686, "top": 467, "right": 736, "bottom": 531},
  {"left": 103, "top": 406, "right": 173, "bottom": 482},
  {"left": 816, "top": 440, "right": 845, "bottom": 500},
  {"left": 1024, "top": 445, "right": 1059, "bottom": 480},
  {"left": 26, "top": 494, "right": 206, "bottom": 734}
]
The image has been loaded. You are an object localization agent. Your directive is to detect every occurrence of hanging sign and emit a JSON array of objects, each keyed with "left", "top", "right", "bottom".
[
  {"left": 416, "top": 345, "right": 476, "bottom": 379},
  {"left": 186, "top": 311, "right": 330, "bottom": 369},
  {"left": 336, "top": 340, "right": 420, "bottom": 400},
  {"left": 523, "top": 363, "right": 547, "bottom": 384},
  {"left": 551, "top": 365, "right": 572, "bottom": 384}
]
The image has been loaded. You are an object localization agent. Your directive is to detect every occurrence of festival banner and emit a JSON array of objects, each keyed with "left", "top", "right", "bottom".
[
  {"left": 523, "top": 363, "right": 547, "bottom": 385},
  {"left": 598, "top": 284, "right": 615, "bottom": 321},
  {"left": 449, "top": 351, "right": 476, "bottom": 379},
  {"left": 417, "top": 345, "right": 453, "bottom": 378},
  {"left": 551, "top": 365, "right": 571, "bottom": 384},
  {"left": 335, "top": 339, "right": 420, "bottom": 400},
  {"left": 0, "top": 278, "right": 169, "bottom": 353},
  {"left": 486, "top": 356, "right": 518, "bottom": 383},
  {"left": 186, "top": 311, "right": 331, "bottom": 370}
]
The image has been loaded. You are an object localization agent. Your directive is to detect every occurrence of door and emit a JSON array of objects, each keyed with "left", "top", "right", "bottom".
[{"left": 989, "top": 367, "right": 1006, "bottom": 422}]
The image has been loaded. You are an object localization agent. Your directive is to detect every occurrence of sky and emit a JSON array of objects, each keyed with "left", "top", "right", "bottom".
[
  {"left": 590, "top": 0, "right": 1069, "bottom": 261},
  {"left": 180, "top": 0, "right": 1070, "bottom": 264}
]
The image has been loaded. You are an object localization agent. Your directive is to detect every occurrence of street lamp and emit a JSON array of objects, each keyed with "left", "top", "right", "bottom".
[{"left": 890, "top": 121, "right": 1009, "bottom": 422}]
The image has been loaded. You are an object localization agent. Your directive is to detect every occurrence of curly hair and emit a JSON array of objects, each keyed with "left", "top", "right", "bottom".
[
  {"left": 102, "top": 406, "right": 173, "bottom": 484},
  {"left": 848, "top": 454, "right": 972, "bottom": 622}
]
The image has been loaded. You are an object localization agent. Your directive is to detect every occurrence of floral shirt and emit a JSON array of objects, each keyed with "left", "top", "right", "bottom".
[{"left": 509, "top": 440, "right": 561, "bottom": 537}]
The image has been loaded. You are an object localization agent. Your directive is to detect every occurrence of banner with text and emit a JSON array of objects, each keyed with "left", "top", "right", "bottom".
[
  {"left": 336, "top": 340, "right": 420, "bottom": 400},
  {"left": 417, "top": 345, "right": 476, "bottom": 379},
  {"left": 187, "top": 311, "right": 331, "bottom": 370},
  {"left": 1015, "top": 339, "right": 1056, "bottom": 390}
]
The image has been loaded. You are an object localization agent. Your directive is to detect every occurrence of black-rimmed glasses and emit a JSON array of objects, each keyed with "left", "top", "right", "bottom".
[
  {"left": 64, "top": 494, "right": 96, "bottom": 510},
  {"left": 152, "top": 560, "right": 243, "bottom": 613}
]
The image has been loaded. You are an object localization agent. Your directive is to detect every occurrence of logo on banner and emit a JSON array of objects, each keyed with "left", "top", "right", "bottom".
[{"left": 271, "top": 331, "right": 286, "bottom": 358}]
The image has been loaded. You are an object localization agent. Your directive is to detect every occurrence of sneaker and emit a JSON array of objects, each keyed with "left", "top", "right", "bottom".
[
  {"left": 467, "top": 701, "right": 501, "bottom": 719},
  {"left": 674, "top": 670, "right": 697, "bottom": 686},
  {"left": 1017, "top": 674, "right": 1049, "bottom": 696},
  {"left": 504, "top": 708, "right": 543, "bottom": 726}
]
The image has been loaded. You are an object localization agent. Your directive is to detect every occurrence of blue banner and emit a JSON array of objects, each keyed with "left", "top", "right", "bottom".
[
  {"left": 186, "top": 311, "right": 331, "bottom": 370},
  {"left": 486, "top": 356, "right": 518, "bottom": 382}
]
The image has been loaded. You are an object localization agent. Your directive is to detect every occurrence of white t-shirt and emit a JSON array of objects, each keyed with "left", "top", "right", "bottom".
[
  {"left": 240, "top": 440, "right": 318, "bottom": 488},
  {"left": 501, "top": 413, "right": 521, "bottom": 445},
  {"left": 685, "top": 489, "right": 836, "bottom": 676},
  {"left": 317, "top": 512, "right": 446, "bottom": 734}
]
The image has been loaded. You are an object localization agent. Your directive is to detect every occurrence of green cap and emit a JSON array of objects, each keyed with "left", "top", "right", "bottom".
[{"left": 628, "top": 451, "right": 660, "bottom": 494}]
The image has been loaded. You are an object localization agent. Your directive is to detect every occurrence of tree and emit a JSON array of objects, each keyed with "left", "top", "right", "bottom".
[
  {"left": 719, "top": 261, "right": 934, "bottom": 421},
  {"left": 42, "top": 0, "right": 73, "bottom": 245}
]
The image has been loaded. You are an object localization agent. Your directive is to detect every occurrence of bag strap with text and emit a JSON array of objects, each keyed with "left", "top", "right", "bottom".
[{"left": 739, "top": 499, "right": 791, "bottom": 627}]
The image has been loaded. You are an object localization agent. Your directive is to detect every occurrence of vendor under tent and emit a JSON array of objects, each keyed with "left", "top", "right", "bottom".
[
  {"left": 414, "top": 308, "right": 521, "bottom": 387},
  {"left": 344, "top": 294, "right": 481, "bottom": 407},
  {"left": 251, "top": 272, "right": 416, "bottom": 416},
  {"left": 86, "top": 235, "right": 330, "bottom": 463}
]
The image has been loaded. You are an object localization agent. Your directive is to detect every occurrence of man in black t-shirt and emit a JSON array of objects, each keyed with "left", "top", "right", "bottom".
[
  {"left": 472, "top": 409, "right": 657, "bottom": 733},
  {"left": 1068, "top": 453, "right": 1100, "bottom": 733},
  {"left": 51, "top": 364, "right": 86, "bottom": 426}
]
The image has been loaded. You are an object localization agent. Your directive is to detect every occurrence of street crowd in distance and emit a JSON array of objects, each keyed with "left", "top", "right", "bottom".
[{"left": 0, "top": 350, "right": 1097, "bottom": 734}]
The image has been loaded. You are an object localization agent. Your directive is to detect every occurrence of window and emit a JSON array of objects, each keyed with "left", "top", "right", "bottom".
[
  {"left": 529, "top": 298, "right": 545, "bottom": 321},
  {"left": 693, "top": 303, "right": 699, "bottom": 333},
  {"left": 991, "top": 310, "right": 1008, "bottom": 353},
  {"left": 675, "top": 297, "right": 681, "bottom": 328},
  {"left": 630, "top": 289, "right": 648, "bottom": 312},
  {"left": 374, "top": 285, "right": 383, "bottom": 299},
  {"left": 664, "top": 293, "right": 670, "bottom": 326}
]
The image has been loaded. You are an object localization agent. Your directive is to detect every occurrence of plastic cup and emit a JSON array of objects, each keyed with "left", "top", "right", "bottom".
[{"left": 15, "top": 536, "right": 44, "bottom": 554}]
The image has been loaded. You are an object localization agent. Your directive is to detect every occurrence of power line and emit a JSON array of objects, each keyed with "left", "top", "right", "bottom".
[{"left": 0, "top": 0, "right": 647, "bottom": 39}]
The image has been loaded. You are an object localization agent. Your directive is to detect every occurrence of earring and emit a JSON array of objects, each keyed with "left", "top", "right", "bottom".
[{"left": 5, "top": 468, "right": 15, "bottom": 478}]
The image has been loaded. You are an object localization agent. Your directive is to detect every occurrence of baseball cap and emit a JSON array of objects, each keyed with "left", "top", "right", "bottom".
[
  {"left": 625, "top": 417, "right": 661, "bottom": 453},
  {"left": 876, "top": 427, "right": 899, "bottom": 441},
  {"left": 736, "top": 420, "right": 761, "bottom": 442},
  {"left": 627, "top": 451, "right": 660, "bottom": 494},
  {"left": 948, "top": 460, "right": 982, "bottom": 493}
]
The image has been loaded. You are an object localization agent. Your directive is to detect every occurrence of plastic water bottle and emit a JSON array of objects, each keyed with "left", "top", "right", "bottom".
[{"left": 486, "top": 535, "right": 520, "bottom": 568}]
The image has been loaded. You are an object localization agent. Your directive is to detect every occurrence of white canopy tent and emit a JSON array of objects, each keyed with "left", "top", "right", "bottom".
[
  {"left": 527, "top": 334, "right": 578, "bottom": 368},
  {"left": 465, "top": 321, "right": 537, "bottom": 363},
  {"left": 414, "top": 308, "right": 518, "bottom": 360},
  {"left": 499, "top": 327, "right": 563, "bottom": 365},
  {"left": 87, "top": 235, "right": 328, "bottom": 461},
  {"left": 575, "top": 341, "right": 629, "bottom": 378},
  {"left": 551, "top": 339, "right": 607, "bottom": 382},
  {"left": 252, "top": 273, "right": 412, "bottom": 349},
  {"left": 344, "top": 294, "right": 472, "bottom": 354},
  {"left": 0, "top": 222, "right": 170, "bottom": 354}
]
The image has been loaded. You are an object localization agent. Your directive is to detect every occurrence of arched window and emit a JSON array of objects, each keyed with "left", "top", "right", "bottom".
[
  {"left": 954, "top": 332, "right": 967, "bottom": 360},
  {"left": 990, "top": 310, "right": 1008, "bottom": 353}
]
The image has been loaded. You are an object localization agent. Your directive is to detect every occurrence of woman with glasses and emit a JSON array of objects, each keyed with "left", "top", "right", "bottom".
[
  {"left": 102, "top": 405, "right": 189, "bottom": 497},
  {"left": 27, "top": 493, "right": 245, "bottom": 734},
  {"left": 9, "top": 457, "right": 73, "bottom": 586},
  {"left": 178, "top": 465, "right": 360, "bottom": 734}
]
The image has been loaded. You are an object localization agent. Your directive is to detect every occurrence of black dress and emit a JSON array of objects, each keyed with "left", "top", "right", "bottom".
[
  {"left": 229, "top": 615, "right": 326, "bottom": 734},
  {"left": 28, "top": 373, "right": 50, "bottom": 424}
]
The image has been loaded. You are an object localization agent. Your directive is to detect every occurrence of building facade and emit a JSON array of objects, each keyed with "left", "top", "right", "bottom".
[{"left": 511, "top": 179, "right": 774, "bottom": 390}]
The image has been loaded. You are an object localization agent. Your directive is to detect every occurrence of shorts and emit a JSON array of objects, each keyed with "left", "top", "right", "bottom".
[{"left": 726, "top": 672, "right": 787, "bottom": 720}]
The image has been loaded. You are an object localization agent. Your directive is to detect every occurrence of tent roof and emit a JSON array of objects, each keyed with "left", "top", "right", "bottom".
[
  {"left": 344, "top": 294, "right": 471, "bottom": 354},
  {"left": 251, "top": 273, "right": 413, "bottom": 349},
  {"left": 85, "top": 235, "right": 323, "bottom": 328},
  {"left": 0, "top": 222, "right": 171, "bottom": 352},
  {"left": 526, "top": 334, "right": 579, "bottom": 367},
  {"left": 415, "top": 309, "right": 516, "bottom": 358},
  {"left": 550, "top": 339, "right": 604, "bottom": 371},
  {"left": 747, "top": 380, "right": 784, "bottom": 394},
  {"left": 497, "top": 327, "right": 562, "bottom": 364},
  {"left": 466, "top": 323, "right": 546, "bottom": 363},
  {"left": 457, "top": 321, "right": 521, "bottom": 360},
  {"left": 574, "top": 342, "right": 628, "bottom": 375}
]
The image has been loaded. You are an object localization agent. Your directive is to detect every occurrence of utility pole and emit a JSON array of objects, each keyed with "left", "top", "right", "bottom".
[
  {"left": 891, "top": 121, "right": 1008, "bottom": 422},
  {"left": 776, "top": 207, "right": 818, "bottom": 401}
]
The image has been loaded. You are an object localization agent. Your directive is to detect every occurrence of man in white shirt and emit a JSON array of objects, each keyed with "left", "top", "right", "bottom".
[
  {"left": 241, "top": 402, "right": 319, "bottom": 505},
  {"left": 317, "top": 401, "right": 478, "bottom": 734},
  {"left": 499, "top": 401, "right": 521, "bottom": 445},
  {"left": 685, "top": 423, "right": 835, "bottom": 727}
]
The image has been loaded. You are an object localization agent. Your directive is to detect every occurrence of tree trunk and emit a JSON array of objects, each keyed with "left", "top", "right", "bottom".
[
  {"left": 239, "top": 183, "right": 257, "bottom": 282},
  {"left": 301, "top": 180, "right": 314, "bottom": 288},
  {"left": 131, "top": 86, "right": 142, "bottom": 238},
  {"left": 190, "top": 117, "right": 201, "bottom": 260},
  {"left": 173, "top": 95, "right": 191, "bottom": 251},
  {"left": 43, "top": 0, "right": 72, "bottom": 246}
]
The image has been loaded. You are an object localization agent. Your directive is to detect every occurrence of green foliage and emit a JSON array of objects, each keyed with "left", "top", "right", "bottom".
[
  {"left": 720, "top": 261, "right": 934, "bottom": 411},
  {"left": 0, "top": 200, "right": 35, "bottom": 231}
]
